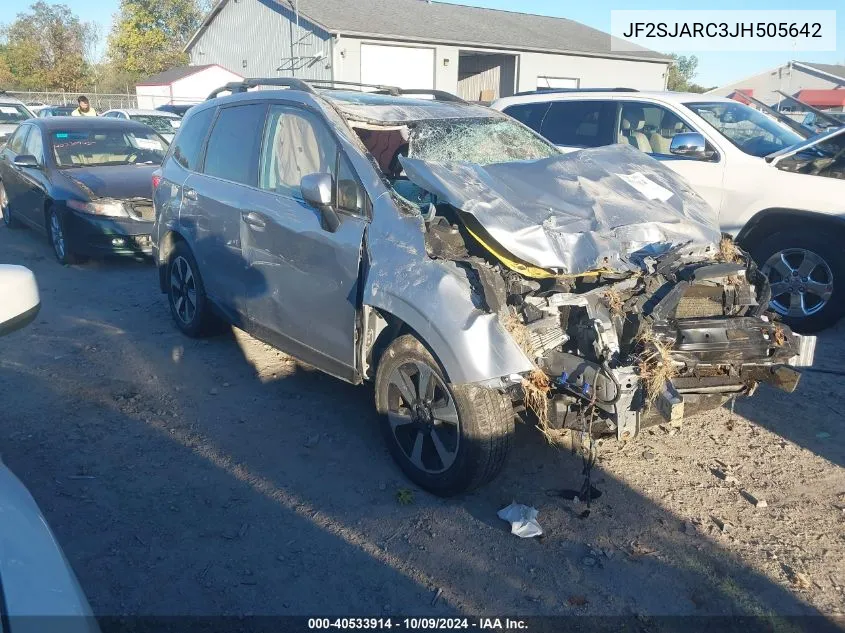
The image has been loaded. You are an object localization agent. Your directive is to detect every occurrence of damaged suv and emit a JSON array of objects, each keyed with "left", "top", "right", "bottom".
[{"left": 152, "top": 79, "right": 812, "bottom": 496}]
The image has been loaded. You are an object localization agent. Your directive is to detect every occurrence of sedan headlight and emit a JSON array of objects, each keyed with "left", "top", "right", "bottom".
[{"left": 67, "top": 199, "right": 129, "bottom": 218}]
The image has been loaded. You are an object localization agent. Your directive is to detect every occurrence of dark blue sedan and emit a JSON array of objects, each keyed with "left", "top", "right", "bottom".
[{"left": 0, "top": 117, "right": 167, "bottom": 264}]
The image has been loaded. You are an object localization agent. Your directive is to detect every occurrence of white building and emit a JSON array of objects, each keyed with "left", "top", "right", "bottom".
[
  {"left": 184, "top": 0, "right": 671, "bottom": 101},
  {"left": 707, "top": 61, "right": 845, "bottom": 111},
  {"left": 135, "top": 64, "right": 244, "bottom": 109}
]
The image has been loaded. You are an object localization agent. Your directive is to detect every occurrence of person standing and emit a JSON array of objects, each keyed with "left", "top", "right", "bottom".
[{"left": 71, "top": 96, "right": 97, "bottom": 117}]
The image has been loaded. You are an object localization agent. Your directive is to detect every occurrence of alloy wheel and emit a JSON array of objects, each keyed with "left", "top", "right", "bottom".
[
  {"left": 762, "top": 248, "right": 834, "bottom": 318},
  {"left": 50, "top": 210, "right": 66, "bottom": 260},
  {"left": 170, "top": 255, "right": 198, "bottom": 325},
  {"left": 386, "top": 361, "right": 460, "bottom": 474}
]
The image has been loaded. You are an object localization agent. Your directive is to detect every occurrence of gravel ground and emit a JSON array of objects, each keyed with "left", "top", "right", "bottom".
[{"left": 1, "top": 224, "right": 844, "bottom": 621}]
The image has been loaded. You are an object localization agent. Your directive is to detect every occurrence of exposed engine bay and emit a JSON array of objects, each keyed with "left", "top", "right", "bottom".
[{"left": 348, "top": 115, "right": 814, "bottom": 440}]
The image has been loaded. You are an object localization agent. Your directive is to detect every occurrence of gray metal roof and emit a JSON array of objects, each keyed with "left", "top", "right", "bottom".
[
  {"left": 137, "top": 65, "right": 216, "bottom": 86},
  {"left": 795, "top": 62, "right": 845, "bottom": 82},
  {"left": 189, "top": 0, "right": 669, "bottom": 62}
]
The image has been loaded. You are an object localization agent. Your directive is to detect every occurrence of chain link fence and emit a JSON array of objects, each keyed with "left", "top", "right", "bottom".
[{"left": 9, "top": 91, "right": 138, "bottom": 111}]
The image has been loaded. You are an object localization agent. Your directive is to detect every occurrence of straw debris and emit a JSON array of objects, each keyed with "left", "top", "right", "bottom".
[
  {"left": 772, "top": 324, "right": 787, "bottom": 347},
  {"left": 602, "top": 288, "right": 625, "bottom": 320},
  {"left": 718, "top": 235, "right": 742, "bottom": 264},
  {"left": 522, "top": 369, "right": 554, "bottom": 442},
  {"left": 637, "top": 326, "right": 678, "bottom": 405}
]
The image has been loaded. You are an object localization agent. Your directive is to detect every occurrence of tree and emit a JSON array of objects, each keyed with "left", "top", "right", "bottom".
[
  {"left": 2, "top": 2, "right": 96, "bottom": 91},
  {"left": 107, "top": 0, "right": 206, "bottom": 82},
  {"left": 666, "top": 54, "right": 704, "bottom": 92}
]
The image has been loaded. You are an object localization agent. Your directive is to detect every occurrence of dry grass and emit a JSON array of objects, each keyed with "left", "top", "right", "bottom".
[
  {"left": 772, "top": 324, "right": 787, "bottom": 347},
  {"left": 503, "top": 311, "right": 535, "bottom": 358},
  {"left": 718, "top": 235, "right": 743, "bottom": 264},
  {"left": 636, "top": 326, "right": 678, "bottom": 405},
  {"left": 521, "top": 369, "right": 554, "bottom": 442},
  {"left": 603, "top": 288, "right": 625, "bottom": 319}
]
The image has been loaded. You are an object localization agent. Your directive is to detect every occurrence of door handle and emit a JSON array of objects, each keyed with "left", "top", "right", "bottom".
[
  {"left": 183, "top": 187, "right": 198, "bottom": 201},
  {"left": 242, "top": 212, "right": 266, "bottom": 230}
]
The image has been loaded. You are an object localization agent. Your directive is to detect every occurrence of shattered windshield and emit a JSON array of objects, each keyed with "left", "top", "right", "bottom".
[
  {"left": 410, "top": 118, "right": 559, "bottom": 165},
  {"left": 685, "top": 101, "right": 804, "bottom": 157}
]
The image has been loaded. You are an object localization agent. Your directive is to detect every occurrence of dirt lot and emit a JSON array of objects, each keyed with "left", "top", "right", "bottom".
[{"left": 1, "top": 223, "right": 844, "bottom": 622}]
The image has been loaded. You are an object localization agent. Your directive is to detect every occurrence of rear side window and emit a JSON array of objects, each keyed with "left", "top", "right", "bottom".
[
  {"left": 502, "top": 102, "right": 551, "bottom": 133},
  {"left": 172, "top": 106, "right": 215, "bottom": 171},
  {"left": 540, "top": 101, "right": 616, "bottom": 147},
  {"left": 203, "top": 104, "right": 266, "bottom": 186}
]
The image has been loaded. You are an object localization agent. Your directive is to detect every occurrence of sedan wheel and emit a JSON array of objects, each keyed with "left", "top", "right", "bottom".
[{"left": 47, "top": 207, "right": 78, "bottom": 265}]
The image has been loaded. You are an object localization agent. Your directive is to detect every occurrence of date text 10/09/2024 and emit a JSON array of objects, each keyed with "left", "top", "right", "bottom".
[{"left": 308, "top": 618, "right": 528, "bottom": 630}]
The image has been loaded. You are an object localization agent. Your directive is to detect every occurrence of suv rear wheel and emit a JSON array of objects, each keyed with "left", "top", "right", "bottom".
[
  {"left": 750, "top": 230, "right": 845, "bottom": 333},
  {"left": 166, "top": 241, "right": 222, "bottom": 337},
  {"left": 375, "top": 334, "right": 514, "bottom": 496}
]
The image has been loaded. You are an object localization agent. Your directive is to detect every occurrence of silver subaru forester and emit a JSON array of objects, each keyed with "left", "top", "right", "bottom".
[{"left": 152, "top": 79, "right": 811, "bottom": 496}]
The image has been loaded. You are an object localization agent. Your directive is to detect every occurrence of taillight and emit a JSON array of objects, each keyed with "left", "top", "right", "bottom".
[{"left": 152, "top": 174, "right": 161, "bottom": 190}]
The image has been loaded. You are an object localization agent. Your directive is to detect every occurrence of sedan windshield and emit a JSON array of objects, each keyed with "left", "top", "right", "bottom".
[
  {"left": 51, "top": 128, "right": 167, "bottom": 167},
  {"left": 410, "top": 117, "right": 559, "bottom": 165},
  {"left": 130, "top": 115, "right": 181, "bottom": 135},
  {"left": 685, "top": 101, "right": 804, "bottom": 157},
  {"left": 0, "top": 104, "right": 33, "bottom": 124}
]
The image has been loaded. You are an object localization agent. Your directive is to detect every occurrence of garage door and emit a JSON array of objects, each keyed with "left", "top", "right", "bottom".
[{"left": 360, "top": 44, "right": 435, "bottom": 90}]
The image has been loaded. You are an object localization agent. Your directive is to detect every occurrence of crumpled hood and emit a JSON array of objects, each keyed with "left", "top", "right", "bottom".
[
  {"left": 61, "top": 164, "right": 158, "bottom": 200},
  {"left": 400, "top": 144, "right": 721, "bottom": 275}
]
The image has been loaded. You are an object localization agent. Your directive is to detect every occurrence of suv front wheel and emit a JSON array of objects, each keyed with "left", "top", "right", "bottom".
[
  {"left": 750, "top": 230, "right": 845, "bottom": 333},
  {"left": 375, "top": 334, "right": 514, "bottom": 496}
]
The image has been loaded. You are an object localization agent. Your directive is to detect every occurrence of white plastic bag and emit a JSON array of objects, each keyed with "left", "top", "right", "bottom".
[{"left": 497, "top": 502, "right": 543, "bottom": 538}]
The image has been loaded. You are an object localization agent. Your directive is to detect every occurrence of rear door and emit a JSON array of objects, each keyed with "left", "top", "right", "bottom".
[
  {"left": 242, "top": 103, "right": 369, "bottom": 378},
  {"left": 181, "top": 103, "right": 267, "bottom": 321}
]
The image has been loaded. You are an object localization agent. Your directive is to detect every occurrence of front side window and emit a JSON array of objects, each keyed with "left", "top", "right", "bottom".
[
  {"left": 542, "top": 100, "right": 616, "bottom": 148},
  {"left": 51, "top": 128, "right": 167, "bottom": 167},
  {"left": 203, "top": 104, "right": 266, "bottom": 186},
  {"left": 617, "top": 102, "right": 699, "bottom": 156},
  {"left": 685, "top": 101, "right": 804, "bottom": 157},
  {"left": 172, "top": 106, "right": 215, "bottom": 171},
  {"left": 7, "top": 126, "right": 30, "bottom": 154},
  {"left": 259, "top": 105, "right": 337, "bottom": 198},
  {"left": 23, "top": 126, "right": 44, "bottom": 164}
]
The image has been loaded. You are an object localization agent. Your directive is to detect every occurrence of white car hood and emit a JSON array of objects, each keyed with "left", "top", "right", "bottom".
[{"left": 767, "top": 125, "right": 845, "bottom": 165}]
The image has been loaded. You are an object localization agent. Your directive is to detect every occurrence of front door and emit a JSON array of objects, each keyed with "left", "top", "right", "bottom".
[
  {"left": 242, "top": 103, "right": 369, "bottom": 378},
  {"left": 182, "top": 102, "right": 267, "bottom": 320},
  {"left": 15, "top": 125, "right": 49, "bottom": 227},
  {"left": 0, "top": 125, "right": 31, "bottom": 222},
  {"left": 615, "top": 101, "right": 727, "bottom": 213}
]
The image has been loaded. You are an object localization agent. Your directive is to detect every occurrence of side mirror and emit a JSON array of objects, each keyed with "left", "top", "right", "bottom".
[
  {"left": 13, "top": 154, "right": 40, "bottom": 169},
  {"left": 669, "top": 133, "right": 712, "bottom": 160},
  {"left": 0, "top": 265, "right": 41, "bottom": 337},
  {"left": 301, "top": 172, "right": 340, "bottom": 233}
]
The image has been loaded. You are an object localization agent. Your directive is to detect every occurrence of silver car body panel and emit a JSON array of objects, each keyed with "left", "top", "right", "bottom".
[
  {"left": 0, "top": 460, "right": 98, "bottom": 630},
  {"left": 400, "top": 144, "right": 722, "bottom": 276}
]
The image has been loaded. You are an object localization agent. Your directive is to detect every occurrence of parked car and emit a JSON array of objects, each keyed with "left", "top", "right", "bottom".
[
  {"left": 491, "top": 90, "right": 845, "bottom": 333},
  {"left": 802, "top": 110, "right": 845, "bottom": 134},
  {"left": 156, "top": 103, "right": 197, "bottom": 116},
  {"left": 25, "top": 101, "right": 49, "bottom": 114},
  {"left": 36, "top": 105, "right": 77, "bottom": 118},
  {"left": 0, "top": 264, "right": 99, "bottom": 631},
  {"left": 0, "top": 93, "right": 35, "bottom": 146},
  {"left": 0, "top": 117, "right": 167, "bottom": 264},
  {"left": 101, "top": 108, "right": 181, "bottom": 143},
  {"left": 152, "top": 79, "right": 809, "bottom": 496}
]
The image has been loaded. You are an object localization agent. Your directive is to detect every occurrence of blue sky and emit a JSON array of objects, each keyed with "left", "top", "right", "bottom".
[{"left": 2, "top": 0, "right": 842, "bottom": 87}]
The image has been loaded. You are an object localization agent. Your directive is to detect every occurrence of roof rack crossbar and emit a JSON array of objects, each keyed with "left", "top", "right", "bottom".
[
  {"left": 206, "top": 77, "right": 317, "bottom": 100},
  {"left": 306, "top": 80, "right": 401, "bottom": 95}
]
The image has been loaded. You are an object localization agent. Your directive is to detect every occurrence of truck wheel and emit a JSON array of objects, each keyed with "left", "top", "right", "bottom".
[
  {"left": 375, "top": 334, "right": 514, "bottom": 496},
  {"left": 750, "top": 230, "right": 845, "bottom": 333},
  {"left": 166, "top": 240, "right": 222, "bottom": 337}
]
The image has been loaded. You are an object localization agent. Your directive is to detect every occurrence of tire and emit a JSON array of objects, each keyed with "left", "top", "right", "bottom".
[
  {"left": 1, "top": 181, "right": 19, "bottom": 229},
  {"left": 374, "top": 334, "right": 514, "bottom": 496},
  {"left": 166, "top": 240, "right": 222, "bottom": 337},
  {"left": 46, "top": 206, "right": 80, "bottom": 265},
  {"left": 749, "top": 230, "right": 845, "bottom": 333}
]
